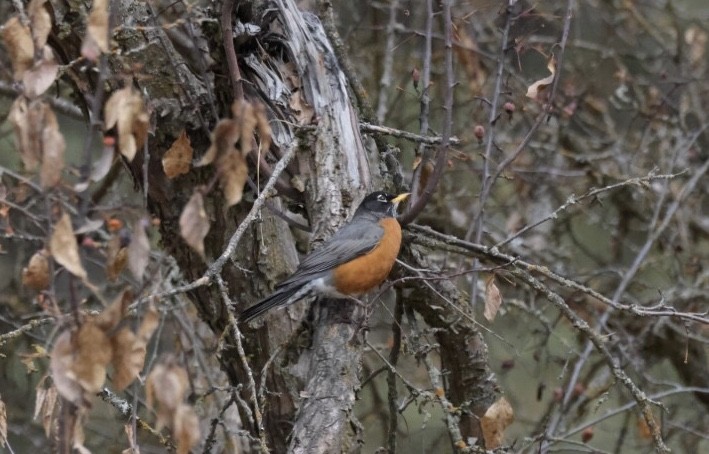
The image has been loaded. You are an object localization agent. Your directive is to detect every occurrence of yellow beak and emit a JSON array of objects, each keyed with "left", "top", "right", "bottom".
[{"left": 391, "top": 193, "right": 410, "bottom": 205}]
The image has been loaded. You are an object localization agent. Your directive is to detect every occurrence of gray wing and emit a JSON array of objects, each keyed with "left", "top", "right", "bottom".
[{"left": 276, "top": 220, "right": 384, "bottom": 288}]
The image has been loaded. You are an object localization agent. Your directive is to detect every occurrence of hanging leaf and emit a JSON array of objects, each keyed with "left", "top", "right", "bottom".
[
  {"left": 23, "top": 45, "right": 58, "bottom": 98},
  {"left": 106, "top": 233, "right": 128, "bottom": 281},
  {"left": 146, "top": 359, "right": 190, "bottom": 430},
  {"left": 39, "top": 104, "right": 66, "bottom": 188},
  {"left": 27, "top": 0, "right": 52, "bottom": 50},
  {"left": 104, "top": 87, "right": 149, "bottom": 162},
  {"left": 50, "top": 322, "right": 111, "bottom": 407},
  {"left": 111, "top": 304, "right": 158, "bottom": 391},
  {"left": 81, "top": 0, "right": 109, "bottom": 61},
  {"left": 179, "top": 192, "right": 210, "bottom": 258},
  {"left": 127, "top": 219, "right": 150, "bottom": 280},
  {"left": 22, "top": 249, "right": 51, "bottom": 290},
  {"left": 50, "top": 213, "right": 87, "bottom": 280},
  {"left": 480, "top": 396, "right": 514, "bottom": 449},
  {"left": 162, "top": 130, "right": 193, "bottom": 178},
  {"left": 217, "top": 149, "right": 248, "bottom": 207},
  {"left": 1, "top": 17, "right": 34, "bottom": 80},
  {"left": 174, "top": 403, "right": 200, "bottom": 454},
  {"left": 483, "top": 275, "right": 503, "bottom": 322},
  {"left": 526, "top": 54, "right": 557, "bottom": 100}
]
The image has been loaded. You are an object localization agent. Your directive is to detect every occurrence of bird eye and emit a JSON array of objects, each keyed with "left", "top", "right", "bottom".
[{"left": 377, "top": 194, "right": 387, "bottom": 202}]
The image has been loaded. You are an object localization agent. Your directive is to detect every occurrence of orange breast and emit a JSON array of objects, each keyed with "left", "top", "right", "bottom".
[{"left": 333, "top": 218, "right": 402, "bottom": 295}]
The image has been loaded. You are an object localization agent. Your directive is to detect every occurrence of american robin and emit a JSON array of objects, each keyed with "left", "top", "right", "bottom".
[{"left": 239, "top": 191, "right": 410, "bottom": 323}]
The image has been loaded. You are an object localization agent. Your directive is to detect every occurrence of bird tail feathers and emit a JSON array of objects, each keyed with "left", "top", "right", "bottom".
[{"left": 239, "top": 284, "right": 309, "bottom": 323}]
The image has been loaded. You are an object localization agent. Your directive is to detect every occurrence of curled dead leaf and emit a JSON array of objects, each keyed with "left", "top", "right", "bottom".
[
  {"left": 127, "top": 219, "right": 150, "bottom": 281},
  {"left": 50, "top": 213, "right": 87, "bottom": 280},
  {"left": 81, "top": 0, "right": 109, "bottom": 61},
  {"left": 179, "top": 192, "right": 210, "bottom": 258},
  {"left": 9, "top": 97, "right": 39, "bottom": 171},
  {"left": 218, "top": 149, "right": 248, "bottom": 207},
  {"left": 146, "top": 359, "right": 190, "bottom": 430},
  {"left": 197, "top": 100, "right": 271, "bottom": 207},
  {"left": 104, "top": 87, "right": 149, "bottom": 162},
  {"left": 28, "top": 0, "right": 52, "bottom": 50},
  {"left": 483, "top": 275, "right": 503, "bottom": 322},
  {"left": 481, "top": 396, "right": 514, "bottom": 449},
  {"left": 106, "top": 234, "right": 128, "bottom": 281},
  {"left": 23, "top": 46, "right": 59, "bottom": 99},
  {"left": 9, "top": 99, "right": 65, "bottom": 179},
  {"left": 33, "top": 384, "right": 57, "bottom": 437},
  {"left": 22, "top": 249, "right": 51, "bottom": 290},
  {"left": 111, "top": 304, "right": 158, "bottom": 391},
  {"left": 115, "top": 310, "right": 158, "bottom": 387},
  {"left": 95, "top": 289, "right": 133, "bottom": 332},
  {"left": 162, "top": 130, "right": 193, "bottom": 178},
  {"left": 197, "top": 118, "right": 239, "bottom": 167},
  {"left": 526, "top": 54, "right": 557, "bottom": 100},
  {"left": 0, "top": 396, "right": 6, "bottom": 448},
  {"left": 174, "top": 403, "right": 200, "bottom": 454},
  {"left": 50, "top": 321, "right": 112, "bottom": 407},
  {"left": 39, "top": 103, "right": 66, "bottom": 188},
  {"left": 2, "top": 17, "right": 34, "bottom": 80}
]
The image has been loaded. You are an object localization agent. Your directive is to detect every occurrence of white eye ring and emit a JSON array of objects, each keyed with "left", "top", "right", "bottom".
[{"left": 377, "top": 194, "right": 387, "bottom": 202}]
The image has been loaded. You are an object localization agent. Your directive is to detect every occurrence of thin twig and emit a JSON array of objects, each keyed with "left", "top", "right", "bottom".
[
  {"left": 360, "top": 122, "right": 461, "bottom": 146},
  {"left": 376, "top": 0, "right": 400, "bottom": 123},
  {"left": 403, "top": 0, "right": 433, "bottom": 218},
  {"left": 221, "top": 0, "right": 244, "bottom": 101},
  {"left": 215, "top": 275, "right": 269, "bottom": 452},
  {"left": 399, "top": 0, "right": 454, "bottom": 225}
]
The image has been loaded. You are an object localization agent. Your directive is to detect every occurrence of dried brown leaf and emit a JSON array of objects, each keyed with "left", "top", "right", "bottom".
[
  {"left": 23, "top": 46, "right": 59, "bottom": 98},
  {"left": 39, "top": 103, "right": 65, "bottom": 188},
  {"left": 104, "top": 87, "right": 149, "bottom": 162},
  {"left": 137, "top": 304, "right": 159, "bottom": 342},
  {"left": 110, "top": 305, "right": 157, "bottom": 391},
  {"left": 106, "top": 234, "right": 128, "bottom": 281},
  {"left": 22, "top": 249, "right": 50, "bottom": 290},
  {"left": 95, "top": 289, "right": 132, "bottom": 331},
  {"left": 232, "top": 100, "right": 257, "bottom": 155},
  {"left": 179, "top": 192, "right": 210, "bottom": 257},
  {"left": 2, "top": 17, "right": 34, "bottom": 80},
  {"left": 481, "top": 396, "right": 514, "bottom": 449},
  {"left": 0, "top": 396, "right": 6, "bottom": 448},
  {"left": 162, "top": 130, "right": 193, "bottom": 178},
  {"left": 34, "top": 385, "right": 57, "bottom": 436},
  {"left": 8, "top": 97, "right": 39, "bottom": 171},
  {"left": 50, "top": 213, "right": 87, "bottom": 280},
  {"left": 146, "top": 360, "right": 189, "bottom": 430},
  {"left": 174, "top": 403, "right": 200, "bottom": 454},
  {"left": 197, "top": 118, "right": 239, "bottom": 167},
  {"left": 81, "top": 0, "right": 109, "bottom": 61},
  {"left": 70, "top": 321, "right": 113, "bottom": 394},
  {"left": 218, "top": 149, "right": 248, "bottom": 207},
  {"left": 28, "top": 0, "right": 52, "bottom": 49},
  {"left": 526, "top": 55, "right": 557, "bottom": 100},
  {"left": 111, "top": 328, "right": 142, "bottom": 391},
  {"left": 483, "top": 275, "right": 503, "bottom": 322},
  {"left": 50, "top": 330, "right": 87, "bottom": 406},
  {"left": 127, "top": 219, "right": 150, "bottom": 280}
]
